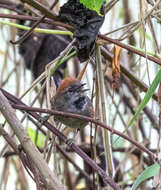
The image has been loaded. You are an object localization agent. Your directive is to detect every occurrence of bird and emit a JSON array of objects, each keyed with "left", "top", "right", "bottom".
[{"left": 50, "top": 77, "right": 93, "bottom": 130}]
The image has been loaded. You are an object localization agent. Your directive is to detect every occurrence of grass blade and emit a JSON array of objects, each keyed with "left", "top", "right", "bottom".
[
  {"left": 128, "top": 68, "right": 161, "bottom": 127},
  {"left": 132, "top": 163, "right": 160, "bottom": 190}
]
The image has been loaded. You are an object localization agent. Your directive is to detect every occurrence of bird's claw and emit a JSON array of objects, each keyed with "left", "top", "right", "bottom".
[
  {"left": 38, "top": 115, "right": 50, "bottom": 125},
  {"left": 66, "top": 138, "right": 75, "bottom": 147}
]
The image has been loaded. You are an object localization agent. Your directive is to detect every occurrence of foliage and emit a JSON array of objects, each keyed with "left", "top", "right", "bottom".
[
  {"left": 128, "top": 68, "right": 161, "bottom": 127},
  {"left": 80, "top": 0, "right": 105, "bottom": 15},
  {"left": 132, "top": 163, "right": 160, "bottom": 190},
  {"left": 0, "top": 0, "right": 161, "bottom": 189},
  {"left": 27, "top": 128, "right": 45, "bottom": 148}
]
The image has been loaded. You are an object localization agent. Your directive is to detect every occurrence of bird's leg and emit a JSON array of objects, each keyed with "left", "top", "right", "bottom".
[
  {"left": 38, "top": 115, "right": 51, "bottom": 126},
  {"left": 66, "top": 128, "right": 80, "bottom": 147}
]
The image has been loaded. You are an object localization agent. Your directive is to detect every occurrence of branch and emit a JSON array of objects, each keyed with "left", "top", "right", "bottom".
[
  {"left": 101, "top": 47, "right": 158, "bottom": 101},
  {"left": 21, "top": 0, "right": 59, "bottom": 21},
  {"left": 0, "top": 14, "right": 73, "bottom": 30},
  {"left": 0, "top": 91, "right": 65, "bottom": 190},
  {"left": 0, "top": 88, "right": 122, "bottom": 190},
  {"left": 0, "top": 88, "right": 154, "bottom": 162},
  {"left": 99, "top": 34, "right": 161, "bottom": 66},
  {"left": 12, "top": 103, "right": 155, "bottom": 161}
]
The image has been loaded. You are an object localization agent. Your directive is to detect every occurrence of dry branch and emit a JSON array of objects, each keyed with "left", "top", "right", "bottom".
[{"left": 0, "top": 91, "right": 65, "bottom": 190}]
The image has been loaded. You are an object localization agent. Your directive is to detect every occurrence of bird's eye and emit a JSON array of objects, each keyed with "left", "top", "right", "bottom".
[{"left": 68, "top": 88, "right": 74, "bottom": 93}]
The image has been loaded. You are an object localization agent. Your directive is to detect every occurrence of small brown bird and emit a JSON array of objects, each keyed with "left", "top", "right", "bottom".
[{"left": 51, "top": 77, "right": 93, "bottom": 130}]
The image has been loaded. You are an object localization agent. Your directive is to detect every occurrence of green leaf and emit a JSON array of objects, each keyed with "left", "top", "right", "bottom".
[
  {"left": 128, "top": 68, "right": 161, "bottom": 127},
  {"left": 80, "top": 0, "right": 105, "bottom": 16},
  {"left": 27, "top": 128, "right": 45, "bottom": 148},
  {"left": 132, "top": 163, "right": 160, "bottom": 190},
  {"left": 119, "top": 7, "right": 123, "bottom": 19},
  {"left": 145, "top": 32, "right": 151, "bottom": 41}
]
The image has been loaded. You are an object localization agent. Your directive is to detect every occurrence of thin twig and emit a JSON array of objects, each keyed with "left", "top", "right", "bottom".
[
  {"left": 21, "top": 0, "right": 60, "bottom": 21},
  {"left": 1, "top": 88, "right": 122, "bottom": 190},
  {"left": 99, "top": 35, "right": 161, "bottom": 66},
  {"left": 11, "top": 0, "right": 59, "bottom": 44},
  {"left": 0, "top": 90, "right": 65, "bottom": 190},
  {"left": 1, "top": 88, "right": 154, "bottom": 161}
]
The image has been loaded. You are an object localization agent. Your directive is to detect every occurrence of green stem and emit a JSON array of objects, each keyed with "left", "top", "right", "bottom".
[
  {"left": 128, "top": 44, "right": 156, "bottom": 57},
  {"left": 0, "top": 19, "right": 73, "bottom": 36},
  {"left": 50, "top": 51, "right": 76, "bottom": 76}
]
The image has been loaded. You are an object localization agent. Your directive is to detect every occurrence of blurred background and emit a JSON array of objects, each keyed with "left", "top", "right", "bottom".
[{"left": 0, "top": 0, "right": 161, "bottom": 189}]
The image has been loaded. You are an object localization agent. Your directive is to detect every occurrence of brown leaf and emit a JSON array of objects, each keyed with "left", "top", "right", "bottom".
[{"left": 112, "top": 45, "right": 122, "bottom": 90}]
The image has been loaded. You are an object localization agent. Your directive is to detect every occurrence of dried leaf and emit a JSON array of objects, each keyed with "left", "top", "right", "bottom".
[{"left": 112, "top": 45, "right": 122, "bottom": 90}]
